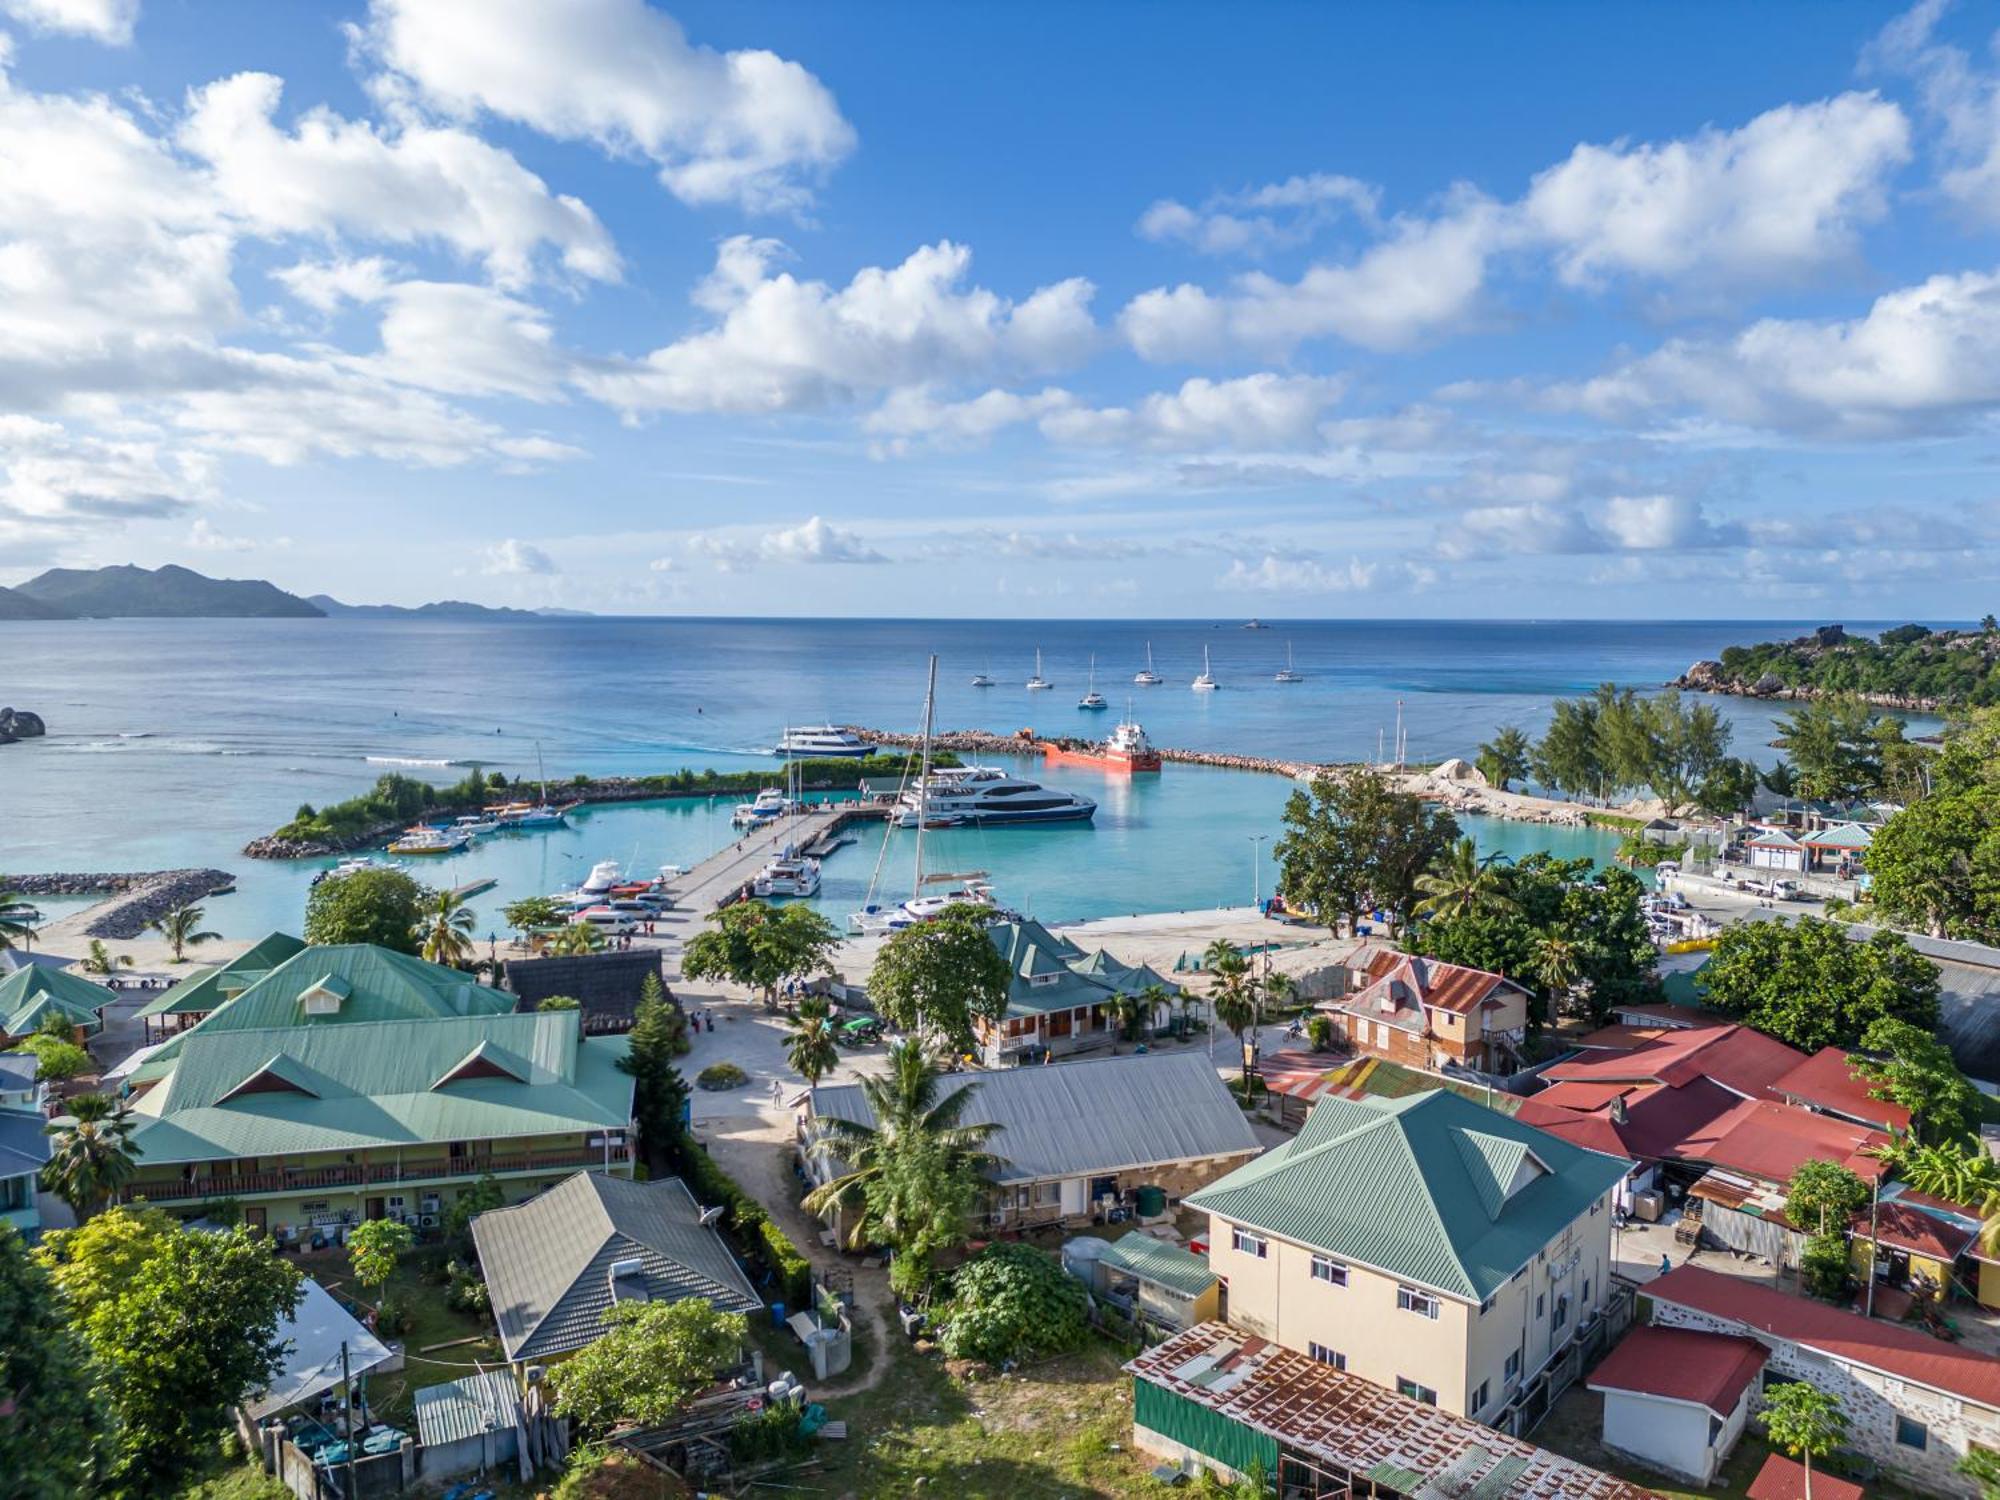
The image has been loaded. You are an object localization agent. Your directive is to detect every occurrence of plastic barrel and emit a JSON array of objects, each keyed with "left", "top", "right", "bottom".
[{"left": 1135, "top": 1185, "right": 1167, "bottom": 1218}]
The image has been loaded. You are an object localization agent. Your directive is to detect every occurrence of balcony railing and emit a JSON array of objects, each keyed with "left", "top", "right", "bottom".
[{"left": 125, "top": 1145, "right": 630, "bottom": 1204}]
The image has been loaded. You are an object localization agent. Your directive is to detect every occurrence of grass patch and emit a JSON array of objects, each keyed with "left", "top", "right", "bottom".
[{"left": 171, "top": 1459, "right": 293, "bottom": 1500}]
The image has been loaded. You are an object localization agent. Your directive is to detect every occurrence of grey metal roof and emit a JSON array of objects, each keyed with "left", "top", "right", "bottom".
[
  {"left": 810, "top": 1051, "right": 1261, "bottom": 1185},
  {"left": 415, "top": 1370, "right": 523, "bottom": 1448},
  {"left": 245, "top": 1277, "right": 396, "bottom": 1420},
  {"left": 0, "top": 951, "right": 79, "bottom": 974},
  {"left": 0, "top": 1107, "right": 49, "bottom": 1179},
  {"left": 1848, "top": 924, "right": 2000, "bottom": 1081},
  {"left": 472, "top": 1171, "right": 761, "bottom": 1363},
  {"left": 0, "top": 1052, "right": 39, "bottom": 1094}
]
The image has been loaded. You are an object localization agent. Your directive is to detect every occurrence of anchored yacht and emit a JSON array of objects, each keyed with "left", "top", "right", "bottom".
[
  {"left": 1025, "top": 647, "right": 1052, "bottom": 691},
  {"left": 1275, "top": 642, "right": 1304, "bottom": 683},
  {"left": 895, "top": 765, "right": 1096, "bottom": 827},
  {"left": 1133, "top": 642, "right": 1163, "bottom": 686},
  {"left": 1192, "top": 645, "right": 1218, "bottom": 692},
  {"left": 753, "top": 851, "right": 822, "bottom": 898},
  {"left": 1078, "top": 654, "right": 1107, "bottom": 710},
  {"left": 774, "top": 725, "right": 872, "bottom": 758}
]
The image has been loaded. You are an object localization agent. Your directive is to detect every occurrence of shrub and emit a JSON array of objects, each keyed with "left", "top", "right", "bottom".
[
  {"left": 936, "top": 1244, "right": 1089, "bottom": 1367},
  {"left": 729, "top": 1404, "right": 809, "bottom": 1462},
  {"left": 1305, "top": 1015, "right": 1334, "bottom": 1052},
  {"left": 756, "top": 1219, "right": 812, "bottom": 1309},
  {"left": 373, "top": 1296, "right": 412, "bottom": 1338},
  {"left": 696, "top": 1062, "right": 748, "bottom": 1091},
  {"left": 444, "top": 1260, "right": 489, "bottom": 1314}
]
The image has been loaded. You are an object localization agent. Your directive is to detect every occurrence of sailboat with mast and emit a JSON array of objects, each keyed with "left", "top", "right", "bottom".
[
  {"left": 1191, "top": 644, "right": 1218, "bottom": 692},
  {"left": 496, "top": 741, "right": 567, "bottom": 828},
  {"left": 1025, "top": 647, "right": 1052, "bottom": 691},
  {"left": 1133, "top": 642, "right": 1163, "bottom": 685},
  {"left": 1275, "top": 642, "right": 1304, "bottom": 683},
  {"left": 1078, "top": 654, "right": 1107, "bottom": 710}
]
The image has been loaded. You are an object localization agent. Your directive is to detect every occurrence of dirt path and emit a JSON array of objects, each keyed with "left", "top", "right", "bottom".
[{"left": 703, "top": 1111, "right": 900, "bottom": 1398}]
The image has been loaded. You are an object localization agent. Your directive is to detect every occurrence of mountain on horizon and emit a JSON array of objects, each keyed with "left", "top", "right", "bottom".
[
  {"left": 306, "top": 594, "right": 577, "bottom": 620},
  {"left": 0, "top": 584, "right": 73, "bottom": 620},
  {"left": 16, "top": 564, "right": 324, "bottom": 619}
]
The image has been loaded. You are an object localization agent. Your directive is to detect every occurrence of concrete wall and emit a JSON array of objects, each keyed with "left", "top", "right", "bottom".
[
  {"left": 1652, "top": 1301, "right": 2000, "bottom": 1498},
  {"left": 1601, "top": 1391, "right": 1736, "bottom": 1487}
]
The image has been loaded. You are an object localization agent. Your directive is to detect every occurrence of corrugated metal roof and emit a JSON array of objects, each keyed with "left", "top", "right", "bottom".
[
  {"left": 1187, "top": 1089, "right": 1628, "bottom": 1301},
  {"left": 986, "top": 920, "right": 1182, "bottom": 1019},
  {"left": 0, "top": 1106, "right": 51, "bottom": 1178},
  {"left": 1586, "top": 1325, "right": 1766, "bottom": 1415},
  {"left": 809, "top": 1050, "right": 1260, "bottom": 1185},
  {"left": 126, "top": 1011, "right": 631, "bottom": 1162},
  {"left": 414, "top": 1369, "right": 522, "bottom": 1447},
  {"left": 135, "top": 942, "right": 514, "bottom": 1077},
  {"left": 0, "top": 964, "right": 110, "bottom": 1036},
  {"left": 472, "top": 1173, "right": 760, "bottom": 1362},
  {"left": 1101, "top": 1232, "right": 1216, "bottom": 1298},
  {"left": 1128, "top": 1325, "right": 1655, "bottom": 1500},
  {"left": 135, "top": 932, "right": 307, "bottom": 1019},
  {"left": 246, "top": 1277, "right": 395, "bottom": 1420}
]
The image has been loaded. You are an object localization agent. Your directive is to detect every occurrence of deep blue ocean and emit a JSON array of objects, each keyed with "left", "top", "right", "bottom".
[{"left": 0, "top": 617, "right": 1916, "bottom": 938}]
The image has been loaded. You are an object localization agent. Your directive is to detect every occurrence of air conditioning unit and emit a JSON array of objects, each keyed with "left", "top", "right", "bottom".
[
  {"left": 402, "top": 1213, "right": 422, "bottom": 1229},
  {"left": 419, "top": 1195, "right": 441, "bottom": 1214},
  {"left": 418, "top": 1213, "right": 440, "bottom": 1230}
]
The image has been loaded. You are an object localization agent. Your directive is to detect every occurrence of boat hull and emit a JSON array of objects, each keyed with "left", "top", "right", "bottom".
[
  {"left": 1038, "top": 741, "right": 1162, "bottom": 774},
  {"left": 900, "top": 802, "right": 1095, "bottom": 827}
]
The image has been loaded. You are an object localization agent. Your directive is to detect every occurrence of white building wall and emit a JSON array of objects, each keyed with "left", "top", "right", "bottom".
[
  {"left": 1652, "top": 1302, "right": 2000, "bottom": 1498},
  {"left": 1600, "top": 1392, "right": 1717, "bottom": 1486}
]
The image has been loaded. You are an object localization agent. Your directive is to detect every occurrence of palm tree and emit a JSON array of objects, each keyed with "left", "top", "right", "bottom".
[
  {"left": 1103, "top": 990, "right": 1143, "bottom": 1049},
  {"left": 1529, "top": 930, "right": 1582, "bottom": 1024},
  {"left": 1202, "top": 938, "right": 1244, "bottom": 977},
  {"left": 81, "top": 939, "right": 133, "bottom": 976},
  {"left": 151, "top": 903, "right": 220, "bottom": 964},
  {"left": 547, "top": 922, "right": 606, "bottom": 957},
  {"left": 1138, "top": 981, "right": 1176, "bottom": 1039},
  {"left": 42, "top": 1094, "right": 137, "bottom": 1221},
  {"left": 1414, "top": 838, "right": 1514, "bottom": 923},
  {"left": 418, "top": 889, "right": 477, "bottom": 968},
  {"left": 803, "top": 1040, "right": 1000, "bottom": 1257},
  {"left": 0, "top": 889, "right": 36, "bottom": 951},
  {"left": 786, "top": 997, "right": 840, "bottom": 1087}
]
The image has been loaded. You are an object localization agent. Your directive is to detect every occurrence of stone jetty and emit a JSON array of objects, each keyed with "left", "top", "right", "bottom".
[
  {"left": 846, "top": 725, "right": 1326, "bottom": 780},
  {"left": 5, "top": 868, "right": 235, "bottom": 939}
]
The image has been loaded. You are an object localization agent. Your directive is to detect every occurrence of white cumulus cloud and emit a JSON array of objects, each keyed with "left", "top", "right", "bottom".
[
  {"left": 482, "top": 538, "right": 557, "bottom": 575},
  {"left": 0, "top": 0, "right": 135, "bottom": 43},
  {"left": 1136, "top": 173, "right": 1380, "bottom": 257}
]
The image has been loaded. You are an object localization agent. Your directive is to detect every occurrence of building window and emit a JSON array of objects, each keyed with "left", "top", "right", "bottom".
[
  {"left": 1505, "top": 1349, "right": 1522, "bottom": 1383},
  {"left": 1311, "top": 1255, "right": 1347, "bottom": 1287},
  {"left": 1535, "top": 1294, "right": 1545, "bottom": 1318},
  {"left": 1471, "top": 1380, "right": 1489, "bottom": 1413},
  {"left": 1581, "top": 1277, "right": 1591, "bottom": 1305},
  {"left": 1478, "top": 1294, "right": 1496, "bottom": 1316},
  {"left": 1397, "top": 1284, "right": 1439, "bottom": 1319},
  {"left": 1232, "top": 1228, "right": 1267, "bottom": 1259},
  {"left": 1307, "top": 1342, "right": 1345, "bottom": 1370},
  {"left": 1552, "top": 1295, "right": 1569, "bottom": 1334},
  {"left": 1396, "top": 1377, "right": 1438, "bottom": 1406},
  {"left": 1895, "top": 1417, "right": 1929, "bottom": 1451}
]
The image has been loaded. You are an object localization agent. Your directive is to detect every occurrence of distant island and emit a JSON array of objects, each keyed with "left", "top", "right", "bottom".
[
  {"left": 1677, "top": 622, "right": 2000, "bottom": 710},
  {"left": 0, "top": 564, "right": 588, "bottom": 622}
]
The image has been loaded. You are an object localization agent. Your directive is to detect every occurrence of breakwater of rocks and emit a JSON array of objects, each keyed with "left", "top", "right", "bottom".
[
  {"left": 846, "top": 726, "right": 1326, "bottom": 780},
  {"left": 5, "top": 869, "right": 235, "bottom": 939}
]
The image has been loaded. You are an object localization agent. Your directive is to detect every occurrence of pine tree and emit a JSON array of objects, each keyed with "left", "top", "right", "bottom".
[{"left": 622, "top": 973, "right": 689, "bottom": 1171}]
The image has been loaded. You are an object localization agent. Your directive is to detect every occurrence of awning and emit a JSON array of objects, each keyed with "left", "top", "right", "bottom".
[{"left": 245, "top": 1278, "right": 396, "bottom": 1421}]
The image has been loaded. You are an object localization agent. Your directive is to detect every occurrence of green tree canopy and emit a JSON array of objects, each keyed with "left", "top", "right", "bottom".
[
  {"left": 786, "top": 995, "right": 841, "bottom": 1085},
  {"left": 547, "top": 1298, "right": 746, "bottom": 1435},
  {"left": 0, "top": 1224, "right": 99, "bottom": 1499},
  {"left": 1763, "top": 1381, "right": 1849, "bottom": 1497},
  {"left": 418, "top": 888, "right": 478, "bottom": 968},
  {"left": 39, "top": 1207, "right": 302, "bottom": 1492},
  {"left": 1784, "top": 1159, "right": 1870, "bottom": 1237},
  {"left": 502, "top": 894, "right": 568, "bottom": 937},
  {"left": 1865, "top": 709, "right": 2000, "bottom": 942},
  {"left": 867, "top": 904, "right": 1012, "bottom": 1049},
  {"left": 1411, "top": 853, "right": 1655, "bottom": 1028},
  {"left": 1698, "top": 917, "right": 1940, "bottom": 1052},
  {"left": 1475, "top": 726, "right": 1531, "bottom": 791},
  {"left": 348, "top": 1218, "right": 414, "bottom": 1290},
  {"left": 16, "top": 1033, "right": 90, "bottom": 1083},
  {"left": 682, "top": 900, "right": 839, "bottom": 1010},
  {"left": 41, "top": 1095, "right": 138, "bottom": 1222},
  {"left": 1851, "top": 1016, "right": 1980, "bottom": 1146},
  {"left": 304, "top": 867, "right": 429, "bottom": 953},
  {"left": 149, "top": 902, "right": 219, "bottom": 964},
  {"left": 1274, "top": 766, "right": 1460, "bottom": 930},
  {"left": 621, "top": 973, "right": 689, "bottom": 1169},
  {"left": 1776, "top": 695, "right": 1888, "bottom": 802},
  {"left": 936, "top": 1243, "right": 1090, "bottom": 1367}
]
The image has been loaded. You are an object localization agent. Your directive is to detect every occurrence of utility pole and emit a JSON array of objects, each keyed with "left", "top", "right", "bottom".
[
  {"left": 1249, "top": 834, "right": 1269, "bottom": 908},
  {"left": 341, "top": 1340, "right": 357, "bottom": 1497}
]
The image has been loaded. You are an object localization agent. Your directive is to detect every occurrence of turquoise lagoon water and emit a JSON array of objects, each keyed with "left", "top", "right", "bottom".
[{"left": 0, "top": 616, "right": 1915, "bottom": 940}]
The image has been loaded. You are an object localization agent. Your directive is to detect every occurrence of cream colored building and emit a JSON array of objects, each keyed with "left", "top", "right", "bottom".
[{"left": 1189, "top": 1088, "right": 1627, "bottom": 1423}]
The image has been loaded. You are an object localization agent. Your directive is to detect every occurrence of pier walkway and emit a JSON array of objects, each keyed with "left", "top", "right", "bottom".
[{"left": 649, "top": 802, "right": 885, "bottom": 948}]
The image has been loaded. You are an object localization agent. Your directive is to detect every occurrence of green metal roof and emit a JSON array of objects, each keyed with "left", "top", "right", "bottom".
[
  {"left": 0, "top": 964, "right": 110, "bottom": 1037},
  {"left": 134, "top": 941, "right": 515, "bottom": 1079},
  {"left": 1805, "top": 822, "right": 1874, "bottom": 850},
  {"left": 986, "top": 919, "right": 1183, "bottom": 1019},
  {"left": 1101, "top": 1231, "right": 1217, "bottom": 1299},
  {"left": 134, "top": 932, "right": 307, "bottom": 1019},
  {"left": 1188, "top": 1088, "right": 1629, "bottom": 1302},
  {"left": 126, "top": 1010, "right": 631, "bottom": 1163}
]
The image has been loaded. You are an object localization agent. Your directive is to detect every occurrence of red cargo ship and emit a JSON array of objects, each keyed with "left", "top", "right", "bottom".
[{"left": 1038, "top": 719, "right": 1162, "bottom": 774}]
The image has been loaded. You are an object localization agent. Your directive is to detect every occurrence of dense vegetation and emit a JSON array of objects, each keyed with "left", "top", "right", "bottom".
[
  {"left": 270, "top": 752, "right": 948, "bottom": 843},
  {"left": 1275, "top": 766, "right": 1461, "bottom": 928},
  {"left": 1524, "top": 685, "right": 1747, "bottom": 813},
  {"left": 1865, "top": 709, "right": 2000, "bottom": 940},
  {"left": 1703, "top": 620, "right": 2000, "bottom": 707},
  {"left": 1697, "top": 916, "right": 1940, "bottom": 1052}
]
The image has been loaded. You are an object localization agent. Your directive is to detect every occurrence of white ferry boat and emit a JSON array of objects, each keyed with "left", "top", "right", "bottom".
[
  {"left": 774, "top": 725, "right": 873, "bottom": 758},
  {"left": 731, "top": 788, "right": 792, "bottom": 828},
  {"left": 753, "top": 852, "right": 822, "bottom": 898},
  {"left": 895, "top": 766, "right": 1096, "bottom": 827}
]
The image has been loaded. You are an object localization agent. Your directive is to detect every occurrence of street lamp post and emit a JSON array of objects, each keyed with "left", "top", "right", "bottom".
[{"left": 1249, "top": 834, "right": 1269, "bottom": 909}]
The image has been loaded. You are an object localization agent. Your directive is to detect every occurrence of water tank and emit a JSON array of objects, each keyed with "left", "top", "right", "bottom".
[{"left": 1135, "top": 1185, "right": 1168, "bottom": 1218}]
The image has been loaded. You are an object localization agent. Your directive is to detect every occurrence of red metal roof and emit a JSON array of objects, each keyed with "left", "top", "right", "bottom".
[
  {"left": 1517, "top": 1077, "right": 1743, "bottom": 1164},
  {"left": 1543, "top": 1024, "right": 1807, "bottom": 1101},
  {"left": 1679, "top": 1098, "right": 1889, "bottom": 1185},
  {"left": 1345, "top": 953, "right": 1517, "bottom": 1017},
  {"left": 1649, "top": 1264, "right": 2000, "bottom": 1409},
  {"left": 1586, "top": 1325, "right": 1767, "bottom": 1415},
  {"left": 1855, "top": 1199, "right": 1976, "bottom": 1263},
  {"left": 1745, "top": 1452, "right": 1864, "bottom": 1500},
  {"left": 1572, "top": 1023, "right": 1678, "bottom": 1052},
  {"left": 1770, "top": 1045, "right": 1911, "bottom": 1132},
  {"left": 1257, "top": 1050, "right": 1342, "bottom": 1102},
  {"left": 1127, "top": 1324, "right": 1659, "bottom": 1500}
]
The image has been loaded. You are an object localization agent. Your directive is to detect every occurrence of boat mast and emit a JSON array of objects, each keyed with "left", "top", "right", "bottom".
[
  {"left": 913, "top": 653, "right": 938, "bottom": 900},
  {"left": 535, "top": 740, "right": 548, "bottom": 808}
]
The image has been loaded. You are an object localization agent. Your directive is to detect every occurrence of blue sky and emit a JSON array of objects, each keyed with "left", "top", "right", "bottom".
[{"left": 3, "top": 0, "right": 2000, "bottom": 617}]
